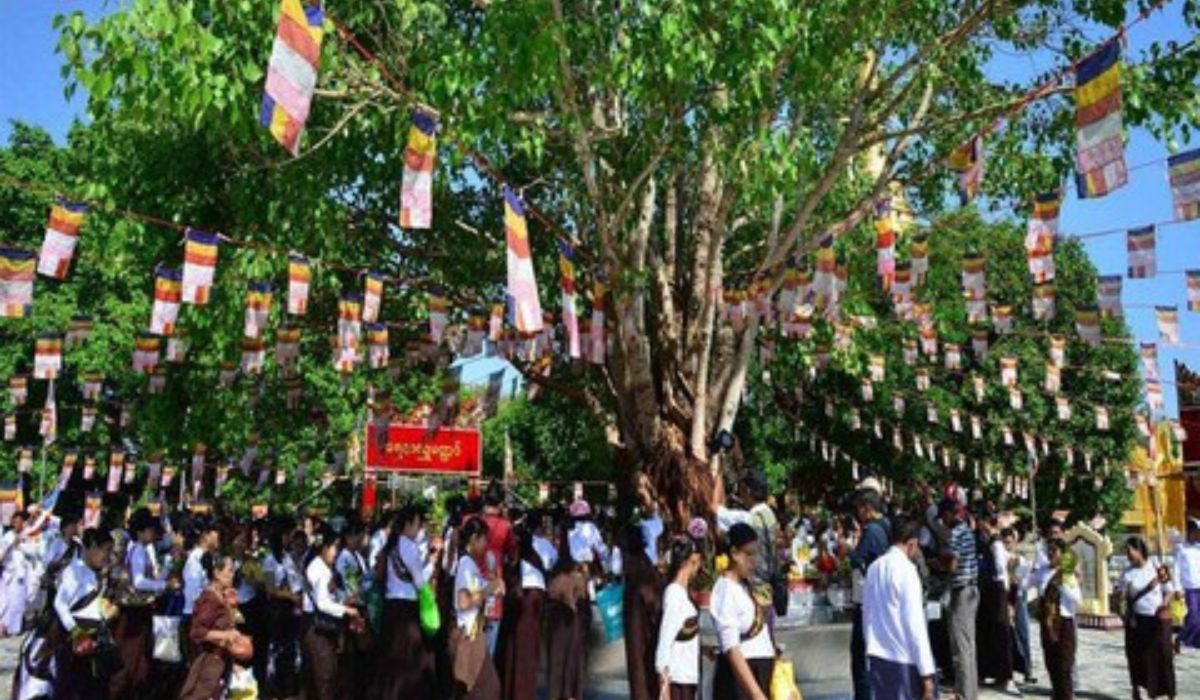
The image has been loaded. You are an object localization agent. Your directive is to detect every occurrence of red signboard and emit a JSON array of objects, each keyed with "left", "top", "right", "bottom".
[{"left": 365, "top": 423, "right": 483, "bottom": 475}]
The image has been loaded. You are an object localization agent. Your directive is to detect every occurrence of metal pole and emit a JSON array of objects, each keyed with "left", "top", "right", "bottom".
[{"left": 38, "top": 442, "right": 46, "bottom": 504}]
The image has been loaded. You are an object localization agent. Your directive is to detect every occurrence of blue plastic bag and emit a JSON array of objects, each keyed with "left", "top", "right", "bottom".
[{"left": 596, "top": 582, "right": 625, "bottom": 643}]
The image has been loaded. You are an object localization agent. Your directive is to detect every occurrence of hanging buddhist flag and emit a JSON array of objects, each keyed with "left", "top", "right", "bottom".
[
  {"left": 1126, "top": 225, "right": 1156, "bottom": 278},
  {"left": 161, "top": 465, "right": 175, "bottom": 488},
  {"left": 947, "top": 134, "right": 984, "bottom": 203},
  {"left": 400, "top": 106, "right": 439, "bottom": 228},
  {"left": 1156, "top": 305, "right": 1179, "bottom": 344},
  {"left": 148, "top": 366, "right": 167, "bottom": 394},
  {"left": 17, "top": 447, "right": 31, "bottom": 472},
  {"left": 81, "top": 372, "right": 103, "bottom": 401},
  {"left": 861, "top": 378, "right": 874, "bottom": 402},
  {"left": 868, "top": 355, "right": 885, "bottom": 382},
  {"left": 992, "top": 305, "right": 1013, "bottom": 334},
  {"left": 362, "top": 271, "right": 384, "bottom": 323},
  {"left": 1168, "top": 147, "right": 1200, "bottom": 220},
  {"left": 66, "top": 314, "right": 93, "bottom": 347},
  {"left": 487, "top": 303, "right": 504, "bottom": 344},
  {"left": 241, "top": 337, "right": 265, "bottom": 374},
  {"left": 39, "top": 380, "right": 56, "bottom": 446},
  {"left": 107, "top": 451, "right": 124, "bottom": 494},
  {"left": 38, "top": 197, "right": 86, "bottom": 279},
  {"left": 950, "top": 409, "right": 963, "bottom": 433},
  {"left": 0, "top": 247, "right": 36, "bottom": 318},
  {"left": 999, "top": 356, "right": 1018, "bottom": 387},
  {"left": 874, "top": 206, "right": 896, "bottom": 288},
  {"left": 916, "top": 368, "right": 931, "bottom": 392},
  {"left": 971, "top": 328, "right": 989, "bottom": 359},
  {"left": 1025, "top": 190, "right": 1061, "bottom": 249},
  {"left": 244, "top": 282, "right": 273, "bottom": 339},
  {"left": 503, "top": 186, "right": 544, "bottom": 333},
  {"left": 893, "top": 396, "right": 906, "bottom": 415},
  {"left": 926, "top": 403, "right": 939, "bottom": 424},
  {"left": 166, "top": 334, "right": 189, "bottom": 363},
  {"left": 276, "top": 325, "right": 301, "bottom": 370},
  {"left": 338, "top": 292, "right": 362, "bottom": 349},
  {"left": 132, "top": 333, "right": 160, "bottom": 373},
  {"left": 944, "top": 343, "right": 961, "bottom": 371},
  {"left": 1045, "top": 362, "right": 1061, "bottom": 394},
  {"left": 149, "top": 266, "right": 182, "bottom": 336},
  {"left": 1075, "top": 306, "right": 1101, "bottom": 346},
  {"left": 4, "top": 415, "right": 15, "bottom": 441},
  {"left": 286, "top": 253, "right": 311, "bottom": 315},
  {"left": 1188, "top": 270, "right": 1200, "bottom": 312},
  {"left": 812, "top": 234, "right": 836, "bottom": 304},
  {"left": 1074, "top": 41, "right": 1127, "bottom": 198},
  {"left": 81, "top": 405, "right": 96, "bottom": 432},
  {"left": 1056, "top": 396, "right": 1073, "bottom": 421},
  {"left": 589, "top": 278, "right": 606, "bottom": 365},
  {"left": 909, "top": 234, "right": 930, "bottom": 285},
  {"left": 1032, "top": 280, "right": 1056, "bottom": 321},
  {"left": 1009, "top": 387, "right": 1023, "bottom": 410},
  {"left": 1095, "top": 406, "right": 1109, "bottom": 431},
  {"left": 285, "top": 376, "right": 303, "bottom": 409},
  {"left": 83, "top": 492, "right": 101, "bottom": 529},
  {"left": 260, "top": 0, "right": 325, "bottom": 154},
  {"left": 333, "top": 334, "right": 360, "bottom": 374},
  {"left": 1049, "top": 335, "right": 1066, "bottom": 368},
  {"left": 970, "top": 414, "right": 983, "bottom": 440},
  {"left": 1096, "top": 275, "right": 1122, "bottom": 317},
  {"left": 219, "top": 362, "right": 238, "bottom": 388},
  {"left": 557, "top": 240, "right": 581, "bottom": 359},
  {"left": 1146, "top": 378, "right": 1164, "bottom": 412},
  {"left": 83, "top": 455, "right": 96, "bottom": 481},
  {"left": 1140, "top": 342, "right": 1159, "bottom": 380},
  {"left": 901, "top": 338, "right": 916, "bottom": 365},
  {"left": 428, "top": 292, "right": 449, "bottom": 345},
  {"left": 33, "top": 333, "right": 63, "bottom": 380},
  {"left": 465, "top": 313, "right": 487, "bottom": 356},
  {"left": 7, "top": 376, "right": 26, "bottom": 407},
  {"left": 181, "top": 228, "right": 219, "bottom": 305},
  {"left": 367, "top": 323, "right": 389, "bottom": 369}
]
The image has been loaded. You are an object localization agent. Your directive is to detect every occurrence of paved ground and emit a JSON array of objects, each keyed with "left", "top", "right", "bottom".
[{"left": 0, "top": 623, "right": 1195, "bottom": 699}]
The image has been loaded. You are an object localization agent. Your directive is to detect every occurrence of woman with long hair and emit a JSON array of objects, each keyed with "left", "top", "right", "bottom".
[
  {"left": 655, "top": 536, "right": 703, "bottom": 700},
  {"left": 451, "top": 517, "right": 502, "bottom": 700},
  {"left": 975, "top": 514, "right": 1014, "bottom": 691},
  {"left": 179, "top": 552, "right": 251, "bottom": 700},
  {"left": 711, "top": 523, "right": 775, "bottom": 700},
  {"left": 622, "top": 522, "right": 664, "bottom": 700},
  {"left": 501, "top": 511, "right": 557, "bottom": 700},
  {"left": 230, "top": 524, "right": 270, "bottom": 690},
  {"left": 1121, "top": 536, "right": 1176, "bottom": 700},
  {"left": 376, "top": 504, "right": 436, "bottom": 699},
  {"left": 261, "top": 525, "right": 302, "bottom": 699},
  {"left": 300, "top": 530, "right": 360, "bottom": 700},
  {"left": 1039, "top": 540, "right": 1082, "bottom": 700},
  {"left": 546, "top": 517, "right": 591, "bottom": 700},
  {"left": 109, "top": 507, "right": 174, "bottom": 699}
]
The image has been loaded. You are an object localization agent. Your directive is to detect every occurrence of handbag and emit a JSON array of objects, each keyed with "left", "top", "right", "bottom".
[
  {"left": 770, "top": 658, "right": 803, "bottom": 700},
  {"left": 301, "top": 581, "right": 343, "bottom": 636},
  {"left": 151, "top": 615, "right": 182, "bottom": 663},
  {"left": 227, "top": 664, "right": 259, "bottom": 700},
  {"left": 418, "top": 582, "right": 441, "bottom": 636}
]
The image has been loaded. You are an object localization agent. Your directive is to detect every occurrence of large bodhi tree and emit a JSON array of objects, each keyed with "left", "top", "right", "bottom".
[{"left": 54, "top": 0, "right": 1200, "bottom": 519}]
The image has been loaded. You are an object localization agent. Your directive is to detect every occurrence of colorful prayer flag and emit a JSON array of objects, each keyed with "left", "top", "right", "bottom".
[
  {"left": 910, "top": 235, "right": 929, "bottom": 284},
  {"left": 504, "top": 186, "right": 544, "bottom": 334},
  {"left": 947, "top": 134, "right": 984, "bottom": 203},
  {"left": 39, "top": 379, "right": 56, "bottom": 446},
  {"left": 241, "top": 337, "right": 265, "bottom": 374},
  {"left": 1032, "top": 280, "right": 1056, "bottom": 321},
  {"left": 363, "top": 272, "right": 384, "bottom": 323},
  {"left": 367, "top": 323, "right": 389, "bottom": 369},
  {"left": 944, "top": 343, "right": 961, "bottom": 371},
  {"left": 33, "top": 333, "right": 63, "bottom": 380},
  {"left": 1049, "top": 335, "right": 1066, "bottom": 368},
  {"left": 4, "top": 414, "right": 16, "bottom": 441},
  {"left": 8, "top": 376, "right": 27, "bottom": 406},
  {"left": 1045, "top": 362, "right": 1061, "bottom": 394},
  {"left": 148, "top": 366, "right": 167, "bottom": 394},
  {"left": 338, "top": 292, "right": 362, "bottom": 349},
  {"left": 874, "top": 206, "right": 896, "bottom": 288},
  {"left": 287, "top": 253, "right": 310, "bottom": 315},
  {"left": 869, "top": 355, "right": 885, "bottom": 382},
  {"left": 149, "top": 266, "right": 182, "bottom": 336},
  {"left": 81, "top": 405, "right": 96, "bottom": 432},
  {"left": 589, "top": 278, "right": 606, "bottom": 365},
  {"left": 558, "top": 240, "right": 581, "bottom": 359},
  {"left": 285, "top": 376, "right": 303, "bottom": 409},
  {"left": 132, "top": 333, "right": 160, "bottom": 373},
  {"left": 1146, "top": 378, "right": 1164, "bottom": 412},
  {"left": 260, "top": 0, "right": 325, "bottom": 154},
  {"left": 276, "top": 325, "right": 301, "bottom": 370},
  {"left": 1156, "top": 305, "right": 1179, "bottom": 344},
  {"left": 181, "top": 228, "right": 219, "bottom": 305},
  {"left": 1025, "top": 190, "right": 1061, "bottom": 252},
  {"left": 813, "top": 234, "right": 836, "bottom": 304},
  {"left": 244, "top": 282, "right": 273, "bottom": 339},
  {"left": 63, "top": 315, "right": 91, "bottom": 349},
  {"left": 0, "top": 247, "right": 36, "bottom": 318},
  {"left": 38, "top": 197, "right": 86, "bottom": 279},
  {"left": 1168, "top": 147, "right": 1200, "bottom": 220},
  {"left": 166, "top": 334, "right": 189, "bottom": 363},
  {"left": 1097, "top": 275, "right": 1123, "bottom": 317},
  {"left": 81, "top": 372, "right": 103, "bottom": 401},
  {"left": 1000, "top": 356, "right": 1018, "bottom": 388},
  {"left": 1074, "top": 41, "right": 1127, "bottom": 198},
  {"left": 972, "top": 328, "right": 989, "bottom": 359},
  {"left": 399, "top": 106, "right": 439, "bottom": 228},
  {"left": 1140, "top": 342, "right": 1159, "bottom": 380},
  {"left": 1056, "top": 396, "right": 1072, "bottom": 421},
  {"left": 1095, "top": 406, "right": 1110, "bottom": 431},
  {"left": 1126, "top": 225, "right": 1156, "bottom": 278},
  {"left": 992, "top": 305, "right": 1013, "bottom": 334},
  {"left": 464, "top": 312, "right": 486, "bottom": 356}
]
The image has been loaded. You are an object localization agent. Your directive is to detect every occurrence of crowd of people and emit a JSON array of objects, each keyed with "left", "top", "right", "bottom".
[{"left": 0, "top": 473, "right": 1194, "bottom": 700}]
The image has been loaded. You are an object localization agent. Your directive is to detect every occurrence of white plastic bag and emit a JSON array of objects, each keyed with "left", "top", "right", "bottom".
[{"left": 152, "top": 615, "right": 182, "bottom": 663}]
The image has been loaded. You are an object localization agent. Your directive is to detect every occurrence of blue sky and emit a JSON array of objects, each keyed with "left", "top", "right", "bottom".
[{"left": 1, "top": 1, "right": 1196, "bottom": 413}]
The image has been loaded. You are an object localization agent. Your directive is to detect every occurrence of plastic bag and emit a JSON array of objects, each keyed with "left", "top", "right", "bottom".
[
  {"left": 1170, "top": 596, "right": 1188, "bottom": 627},
  {"left": 151, "top": 615, "right": 181, "bottom": 663},
  {"left": 596, "top": 583, "right": 625, "bottom": 643},
  {"left": 771, "top": 658, "right": 802, "bottom": 700},
  {"left": 418, "top": 582, "right": 441, "bottom": 636},
  {"left": 228, "top": 664, "right": 259, "bottom": 700}
]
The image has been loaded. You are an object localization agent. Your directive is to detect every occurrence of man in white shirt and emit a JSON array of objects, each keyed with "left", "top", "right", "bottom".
[
  {"left": 864, "top": 519, "right": 935, "bottom": 700},
  {"left": 1175, "top": 517, "right": 1200, "bottom": 649}
]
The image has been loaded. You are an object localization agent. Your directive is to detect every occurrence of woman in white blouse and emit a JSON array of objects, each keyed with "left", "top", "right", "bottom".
[
  {"left": 112, "top": 507, "right": 175, "bottom": 697},
  {"left": 500, "top": 512, "right": 557, "bottom": 700},
  {"left": 51, "top": 528, "right": 115, "bottom": 700},
  {"left": 301, "top": 530, "right": 360, "bottom": 700},
  {"left": 711, "top": 522, "right": 775, "bottom": 700},
  {"left": 452, "top": 517, "right": 502, "bottom": 700},
  {"left": 377, "top": 505, "right": 436, "bottom": 699},
  {"left": 656, "top": 536, "right": 702, "bottom": 700},
  {"left": 1038, "top": 540, "right": 1083, "bottom": 700},
  {"left": 1120, "top": 536, "right": 1176, "bottom": 700}
]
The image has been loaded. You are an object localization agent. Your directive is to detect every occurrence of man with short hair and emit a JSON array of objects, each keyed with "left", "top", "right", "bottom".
[
  {"left": 864, "top": 519, "right": 935, "bottom": 700},
  {"left": 942, "top": 499, "right": 979, "bottom": 700},
  {"left": 850, "top": 487, "right": 892, "bottom": 700}
]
